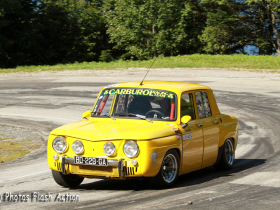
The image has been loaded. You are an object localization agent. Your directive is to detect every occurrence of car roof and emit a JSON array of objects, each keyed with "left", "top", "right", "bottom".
[{"left": 112, "top": 81, "right": 211, "bottom": 93}]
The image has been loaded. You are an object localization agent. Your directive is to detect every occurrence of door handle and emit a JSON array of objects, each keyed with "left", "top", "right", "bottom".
[
  {"left": 213, "top": 120, "right": 219, "bottom": 124},
  {"left": 196, "top": 124, "right": 203, "bottom": 128}
]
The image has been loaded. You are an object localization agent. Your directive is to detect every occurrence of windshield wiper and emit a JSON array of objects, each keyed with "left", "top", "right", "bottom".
[
  {"left": 119, "top": 113, "right": 152, "bottom": 123},
  {"left": 92, "top": 111, "right": 116, "bottom": 120}
]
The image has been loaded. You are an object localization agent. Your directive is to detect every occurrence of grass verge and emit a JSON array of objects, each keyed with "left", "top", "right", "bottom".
[
  {"left": 0, "top": 54, "right": 280, "bottom": 73},
  {"left": 0, "top": 138, "right": 42, "bottom": 163}
]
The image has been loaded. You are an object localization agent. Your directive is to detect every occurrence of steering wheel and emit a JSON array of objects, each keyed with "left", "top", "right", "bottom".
[{"left": 145, "top": 110, "right": 166, "bottom": 118}]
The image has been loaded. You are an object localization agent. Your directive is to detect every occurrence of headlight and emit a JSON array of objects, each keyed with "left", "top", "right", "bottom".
[
  {"left": 103, "top": 142, "right": 116, "bottom": 156},
  {"left": 123, "top": 141, "right": 139, "bottom": 158},
  {"left": 52, "top": 136, "right": 67, "bottom": 154},
  {"left": 72, "top": 140, "right": 84, "bottom": 154}
]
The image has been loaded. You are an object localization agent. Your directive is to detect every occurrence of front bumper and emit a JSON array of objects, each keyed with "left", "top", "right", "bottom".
[{"left": 62, "top": 157, "right": 125, "bottom": 178}]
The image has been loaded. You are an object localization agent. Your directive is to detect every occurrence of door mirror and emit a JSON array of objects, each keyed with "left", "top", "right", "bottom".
[
  {"left": 181, "top": 115, "right": 191, "bottom": 128},
  {"left": 82, "top": 110, "right": 92, "bottom": 119}
]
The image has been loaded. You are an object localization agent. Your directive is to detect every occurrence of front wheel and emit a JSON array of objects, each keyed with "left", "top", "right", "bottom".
[
  {"left": 52, "top": 170, "right": 84, "bottom": 188},
  {"left": 149, "top": 150, "right": 179, "bottom": 188},
  {"left": 214, "top": 139, "right": 235, "bottom": 170}
]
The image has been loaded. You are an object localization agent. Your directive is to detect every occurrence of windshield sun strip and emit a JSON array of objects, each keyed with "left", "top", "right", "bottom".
[{"left": 92, "top": 88, "right": 178, "bottom": 121}]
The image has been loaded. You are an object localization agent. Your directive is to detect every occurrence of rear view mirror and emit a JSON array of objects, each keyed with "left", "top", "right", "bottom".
[
  {"left": 82, "top": 110, "right": 92, "bottom": 119},
  {"left": 181, "top": 115, "right": 191, "bottom": 128}
]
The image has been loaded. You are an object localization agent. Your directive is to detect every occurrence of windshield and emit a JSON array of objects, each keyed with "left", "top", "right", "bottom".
[{"left": 92, "top": 88, "right": 177, "bottom": 121}]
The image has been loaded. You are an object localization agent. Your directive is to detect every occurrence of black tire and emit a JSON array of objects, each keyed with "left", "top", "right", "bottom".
[
  {"left": 52, "top": 170, "right": 84, "bottom": 188},
  {"left": 214, "top": 139, "right": 235, "bottom": 170},
  {"left": 148, "top": 150, "right": 179, "bottom": 188}
]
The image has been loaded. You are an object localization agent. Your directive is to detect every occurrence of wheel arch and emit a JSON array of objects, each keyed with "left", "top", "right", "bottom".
[
  {"left": 140, "top": 136, "right": 181, "bottom": 178},
  {"left": 218, "top": 115, "right": 239, "bottom": 149},
  {"left": 152, "top": 147, "right": 181, "bottom": 176},
  {"left": 219, "top": 135, "right": 237, "bottom": 151}
]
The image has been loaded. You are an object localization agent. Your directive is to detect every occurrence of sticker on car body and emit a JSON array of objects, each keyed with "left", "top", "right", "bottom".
[
  {"left": 103, "top": 88, "right": 175, "bottom": 99},
  {"left": 183, "top": 133, "right": 192, "bottom": 141}
]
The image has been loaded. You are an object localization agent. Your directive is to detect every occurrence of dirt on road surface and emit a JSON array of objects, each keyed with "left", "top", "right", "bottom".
[{"left": 0, "top": 69, "right": 280, "bottom": 209}]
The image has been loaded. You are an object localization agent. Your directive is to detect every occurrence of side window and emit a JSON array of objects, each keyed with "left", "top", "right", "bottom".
[
  {"left": 195, "top": 92, "right": 212, "bottom": 119},
  {"left": 181, "top": 93, "right": 195, "bottom": 119}
]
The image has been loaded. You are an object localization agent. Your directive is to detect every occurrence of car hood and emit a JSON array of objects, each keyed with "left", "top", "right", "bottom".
[{"left": 50, "top": 119, "right": 177, "bottom": 141}]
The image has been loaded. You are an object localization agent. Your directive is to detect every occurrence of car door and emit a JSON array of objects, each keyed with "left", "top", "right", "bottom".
[
  {"left": 194, "top": 91, "right": 220, "bottom": 167},
  {"left": 180, "top": 92, "right": 204, "bottom": 173}
]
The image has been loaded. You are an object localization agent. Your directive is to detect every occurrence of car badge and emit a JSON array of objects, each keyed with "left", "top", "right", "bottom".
[{"left": 150, "top": 151, "right": 158, "bottom": 166}]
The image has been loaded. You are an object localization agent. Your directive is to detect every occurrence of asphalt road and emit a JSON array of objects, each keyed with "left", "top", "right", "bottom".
[{"left": 0, "top": 69, "right": 280, "bottom": 210}]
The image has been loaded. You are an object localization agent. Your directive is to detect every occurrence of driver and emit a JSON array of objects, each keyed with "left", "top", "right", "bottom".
[{"left": 160, "top": 98, "right": 171, "bottom": 117}]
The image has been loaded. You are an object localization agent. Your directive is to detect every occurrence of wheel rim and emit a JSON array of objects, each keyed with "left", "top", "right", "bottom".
[
  {"left": 161, "top": 154, "right": 178, "bottom": 183},
  {"left": 225, "top": 139, "right": 234, "bottom": 165}
]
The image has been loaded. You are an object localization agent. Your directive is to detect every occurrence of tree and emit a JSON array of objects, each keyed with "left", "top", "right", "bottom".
[
  {"left": 106, "top": 0, "right": 206, "bottom": 60},
  {"left": 199, "top": 0, "right": 255, "bottom": 54},
  {"left": 247, "top": 0, "right": 280, "bottom": 55},
  {"left": 36, "top": 0, "right": 108, "bottom": 63},
  {"left": 0, "top": 0, "right": 40, "bottom": 68},
  {"left": 200, "top": 0, "right": 280, "bottom": 55},
  {"left": 0, "top": 0, "right": 110, "bottom": 68}
]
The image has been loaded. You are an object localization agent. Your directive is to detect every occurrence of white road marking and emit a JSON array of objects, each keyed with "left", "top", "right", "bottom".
[
  {"left": 0, "top": 107, "right": 81, "bottom": 124},
  {"left": 231, "top": 172, "right": 280, "bottom": 188},
  {"left": 50, "top": 86, "right": 100, "bottom": 92},
  {"left": 235, "top": 144, "right": 257, "bottom": 158},
  {"left": 1, "top": 170, "right": 50, "bottom": 182},
  {"left": 245, "top": 121, "right": 268, "bottom": 138}
]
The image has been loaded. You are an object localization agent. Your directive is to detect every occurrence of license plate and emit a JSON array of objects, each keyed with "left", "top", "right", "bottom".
[{"left": 74, "top": 156, "right": 108, "bottom": 166}]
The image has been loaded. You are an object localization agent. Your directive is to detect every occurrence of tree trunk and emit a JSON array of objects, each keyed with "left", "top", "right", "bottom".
[
  {"left": 266, "top": 4, "right": 280, "bottom": 56},
  {"left": 152, "top": 25, "right": 156, "bottom": 57}
]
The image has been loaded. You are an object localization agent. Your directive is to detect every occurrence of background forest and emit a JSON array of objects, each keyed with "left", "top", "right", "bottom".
[{"left": 0, "top": 0, "right": 279, "bottom": 68}]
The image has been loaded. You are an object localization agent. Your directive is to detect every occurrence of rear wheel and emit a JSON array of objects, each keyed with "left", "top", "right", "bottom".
[
  {"left": 214, "top": 139, "right": 235, "bottom": 170},
  {"left": 149, "top": 150, "right": 179, "bottom": 188},
  {"left": 52, "top": 170, "right": 84, "bottom": 188}
]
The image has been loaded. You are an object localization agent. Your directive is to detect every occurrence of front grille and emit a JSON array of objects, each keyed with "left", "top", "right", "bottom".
[
  {"left": 55, "top": 162, "right": 62, "bottom": 171},
  {"left": 123, "top": 166, "right": 136, "bottom": 176}
]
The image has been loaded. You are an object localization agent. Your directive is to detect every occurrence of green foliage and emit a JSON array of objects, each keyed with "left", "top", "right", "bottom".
[
  {"left": 0, "top": 0, "right": 109, "bottom": 68},
  {"left": 200, "top": 1, "right": 250, "bottom": 54},
  {"left": 106, "top": 0, "right": 206, "bottom": 60},
  {"left": 245, "top": 0, "right": 280, "bottom": 55},
  {"left": 99, "top": 50, "right": 113, "bottom": 62},
  {"left": 1, "top": 0, "right": 280, "bottom": 68}
]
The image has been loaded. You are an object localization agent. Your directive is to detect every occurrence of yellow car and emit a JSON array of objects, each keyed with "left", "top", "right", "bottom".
[{"left": 47, "top": 81, "right": 238, "bottom": 187}]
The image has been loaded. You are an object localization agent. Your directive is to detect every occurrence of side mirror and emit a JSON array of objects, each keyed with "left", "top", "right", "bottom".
[
  {"left": 82, "top": 110, "right": 92, "bottom": 119},
  {"left": 181, "top": 115, "right": 191, "bottom": 128}
]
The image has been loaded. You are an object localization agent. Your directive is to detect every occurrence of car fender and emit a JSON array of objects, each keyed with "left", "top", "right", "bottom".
[
  {"left": 139, "top": 135, "right": 181, "bottom": 177},
  {"left": 218, "top": 115, "right": 239, "bottom": 150}
]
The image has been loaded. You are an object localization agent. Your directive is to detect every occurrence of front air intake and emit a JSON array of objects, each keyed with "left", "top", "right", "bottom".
[{"left": 123, "top": 166, "right": 135, "bottom": 176}]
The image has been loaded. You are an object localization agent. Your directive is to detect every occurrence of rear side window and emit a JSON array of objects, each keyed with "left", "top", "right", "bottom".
[{"left": 195, "top": 92, "right": 212, "bottom": 119}]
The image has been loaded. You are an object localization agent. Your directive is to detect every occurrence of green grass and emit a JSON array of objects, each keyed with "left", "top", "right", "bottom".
[
  {"left": 1, "top": 54, "right": 280, "bottom": 73},
  {"left": 0, "top": 139, "right": 42, "bottom": 163}
]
